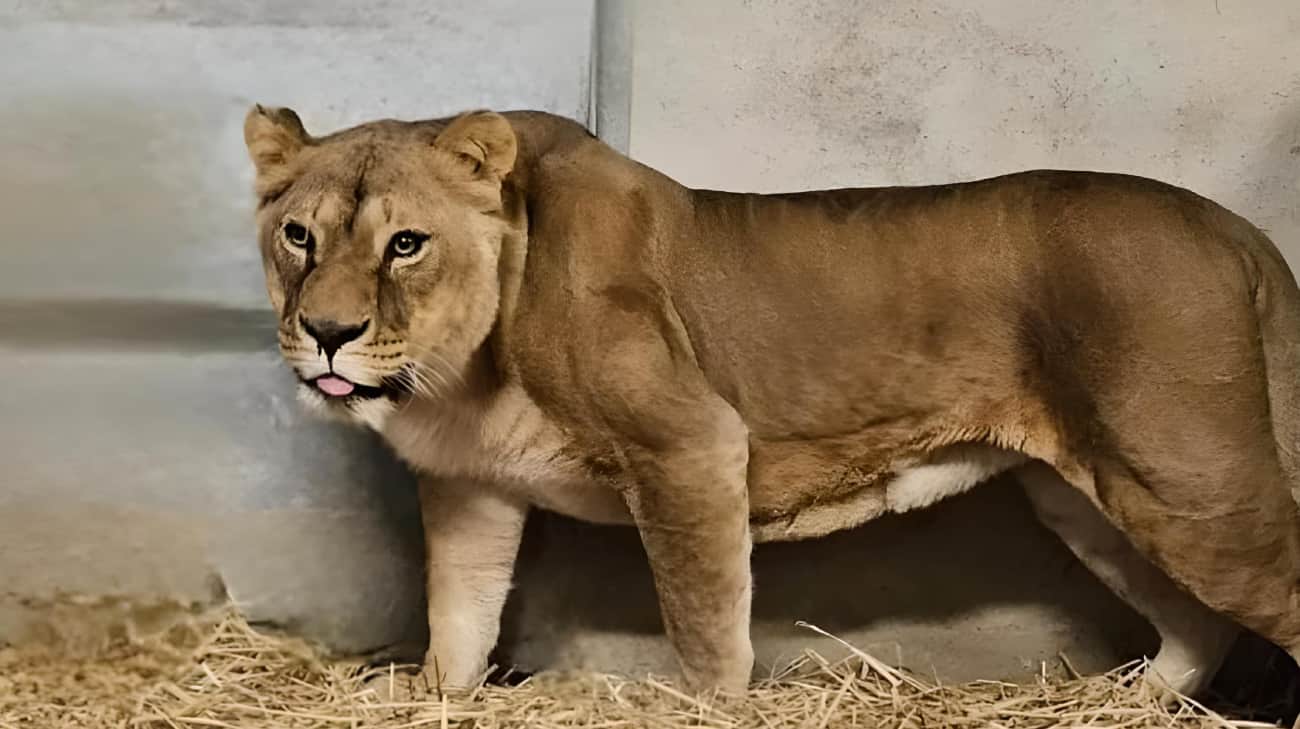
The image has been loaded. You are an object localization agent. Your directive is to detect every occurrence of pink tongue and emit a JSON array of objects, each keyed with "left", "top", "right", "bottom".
[{"left": 316, "top": 375, "right": 356, "bottom": 397}]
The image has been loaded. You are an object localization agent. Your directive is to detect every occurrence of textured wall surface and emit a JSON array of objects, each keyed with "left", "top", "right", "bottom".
[{"left": 629, "top": 1, "right": 1300, "bottom": 261}]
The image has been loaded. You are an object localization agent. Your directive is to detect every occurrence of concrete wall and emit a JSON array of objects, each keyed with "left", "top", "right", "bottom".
[
  {"left": 3, "top": 0, "right": 1299, "bottom": 688},
  {"left": 628, "top": 0, "right": 1300, "bottom": 260}
]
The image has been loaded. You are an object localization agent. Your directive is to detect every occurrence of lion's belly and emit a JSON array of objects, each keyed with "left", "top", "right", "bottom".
[
  {"left": 387, "top": 391, "right": 1026, "bottom": 539},
  {"left": 494, "top": 439, "right": 1026, "bottom": 542},
  {"left": 747, "top": 440, "right": 1027, "bottom": 542}
]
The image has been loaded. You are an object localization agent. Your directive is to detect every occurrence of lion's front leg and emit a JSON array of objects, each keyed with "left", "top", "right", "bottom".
[
  {"left": 418, "top": 477, "right": 528, "bottom": 688},
  {"left": 622, "top": 412, "right": 755, "bottom": 694}
]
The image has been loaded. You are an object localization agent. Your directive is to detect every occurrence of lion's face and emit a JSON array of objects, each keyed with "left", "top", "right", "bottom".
[{"left": 243, "top": 107, "right": 518, "bottom": 429}]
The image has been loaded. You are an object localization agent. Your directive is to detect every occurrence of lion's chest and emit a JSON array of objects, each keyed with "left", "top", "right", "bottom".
[{"left": 382, "top": 389, "right": 634, "bottom": 525}]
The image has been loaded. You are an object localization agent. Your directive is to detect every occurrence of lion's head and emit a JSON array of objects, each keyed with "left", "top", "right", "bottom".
[{"left": 243, "top": 106, "right": 518, "bottom": 429}]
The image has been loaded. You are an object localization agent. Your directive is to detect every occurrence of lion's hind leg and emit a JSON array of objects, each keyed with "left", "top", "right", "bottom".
[{"left": 1019, "top": 461, "right": 1239, "bottom": 700}]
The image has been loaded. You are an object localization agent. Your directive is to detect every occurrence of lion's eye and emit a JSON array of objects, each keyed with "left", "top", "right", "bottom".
[
  {"left": 388, "top": 230, "right": 429, "bottom": 258},
  {"left": 283, "top": 222, "right": 312, "bottom": 249}
]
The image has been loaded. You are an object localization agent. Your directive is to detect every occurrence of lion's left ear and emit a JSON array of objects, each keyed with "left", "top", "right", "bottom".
[{"left": 433, "top": 111, "right": 517, "bottom": 180}]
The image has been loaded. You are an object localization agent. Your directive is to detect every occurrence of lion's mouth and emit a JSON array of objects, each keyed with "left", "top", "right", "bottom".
[{"left": 307, "top": 374, "right": 395, "bottom": 400}]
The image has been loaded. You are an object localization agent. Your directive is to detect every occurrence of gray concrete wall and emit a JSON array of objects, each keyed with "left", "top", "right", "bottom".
[
  {"left": 3, "top": 0, "right": 1298, "bottom": 689},
  {"left": 627, "top": 0, "right": 1300, "bottom": 261}
]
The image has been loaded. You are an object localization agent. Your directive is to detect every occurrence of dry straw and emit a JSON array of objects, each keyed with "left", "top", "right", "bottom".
[{"left": 0, "top": 609, "right": 1285, "bottom": 728}]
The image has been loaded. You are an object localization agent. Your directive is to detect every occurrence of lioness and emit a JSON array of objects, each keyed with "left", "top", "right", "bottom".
[{"left": 243, "top": 106, "right": 1300, "bottom": 698}]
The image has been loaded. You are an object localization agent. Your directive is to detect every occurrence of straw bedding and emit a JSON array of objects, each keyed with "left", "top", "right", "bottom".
[{"left": 0, "top": 609, "right": 1288, "bottom": 728}]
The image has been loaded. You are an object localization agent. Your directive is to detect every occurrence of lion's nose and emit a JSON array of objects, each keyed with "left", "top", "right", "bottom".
[{"left": 299, "top": 315, "right": 369, "bottom": 364}]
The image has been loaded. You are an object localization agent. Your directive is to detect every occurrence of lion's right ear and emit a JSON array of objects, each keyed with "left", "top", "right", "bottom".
[
  {"left": 243, "top": 105, "right": 309, "bottom": 195},
  {"left": 433, "top": 111, "right": 517, "bottom": 181}
]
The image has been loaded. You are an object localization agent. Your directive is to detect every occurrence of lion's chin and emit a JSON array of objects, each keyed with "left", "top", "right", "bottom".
[{"left": 295, "top": 383, "right": 398, "bottom": 432}]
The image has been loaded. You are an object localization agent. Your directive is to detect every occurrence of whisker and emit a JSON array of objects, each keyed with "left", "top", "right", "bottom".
[
  {"left": 399, "top": 368, "right": 429, "bottom": 397},
  {"left": 392, "top": 365, "right": 443, "bottom": 416},
  {"left": 407, "top": 362, "right": 446, "bottom": 396},
  {"left": 409, "top": 358, "right": 446, "bottom": 383},
  {"left": 397, "top": 342, "right": 466, "bottom": 388},
  {"left": 396, "top": 362, "right": 436, "bottom": 396}
]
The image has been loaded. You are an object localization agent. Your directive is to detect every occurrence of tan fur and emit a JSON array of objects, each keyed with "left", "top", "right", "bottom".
[
  {"left": 1018, "top": 462, "right": 1240, "bottom": 699},
  {"left": 244, "top": 106, "right": 1300, "bottom": 695},
  {"left": 417, "top": 477, "right": 527, "bottom": 687}
]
